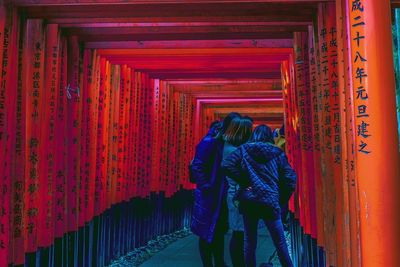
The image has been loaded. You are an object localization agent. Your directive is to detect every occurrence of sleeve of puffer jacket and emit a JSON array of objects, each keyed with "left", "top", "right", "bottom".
[
  {"left": 221, "top": 148, "right": 247, "bottom": 187},
  {"left": 277, "top": 151, "right": 297, "bottom": 205},
  {"left": 191, "top": 137, "right": 217, "bottom": 190}
]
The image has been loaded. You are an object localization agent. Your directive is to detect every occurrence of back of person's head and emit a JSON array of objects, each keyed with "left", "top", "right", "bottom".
[
  {"left": 222, "top": 117, "right": 253, "bottom": 146},
  {"left": 208, "top": 120, "right": 222, "bottom": 137},
  {"left": 209, "top": 120, "right": 220, "bottom": 130},
  {"left": 243, "top": 115, "right": 254, "bottom": 123},
  {"left": 221, "top": 112, "right": 241, "bottom": 135},
  {"left": 250, "top": 124, "right": 274, "bottom": 144},
  {"left": 279, "top": 124, "right": 285, "bottom": 136}
]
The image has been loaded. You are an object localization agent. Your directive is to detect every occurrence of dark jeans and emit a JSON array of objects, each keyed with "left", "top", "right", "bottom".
[
  {"left": 242, "top": 211, "right": 293, "bottom": 267},
  {"left": 199, "top": 203, "right": 228, "bottom": 267},
  {"left": 229, "top": 231, "right": 245, "bottom": 267},
  {"left": 199, "top": 232, "right": 225, "bottom": 267}
]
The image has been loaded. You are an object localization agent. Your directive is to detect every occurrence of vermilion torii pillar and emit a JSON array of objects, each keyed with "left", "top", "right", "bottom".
[{"left": 347, "top": 0, "right": 400, "bottom": 266}]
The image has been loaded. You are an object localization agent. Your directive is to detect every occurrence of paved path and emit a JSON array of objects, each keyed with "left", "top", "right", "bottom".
[{"left": 140, "top": 228, "right": 281, "bottom": 267}]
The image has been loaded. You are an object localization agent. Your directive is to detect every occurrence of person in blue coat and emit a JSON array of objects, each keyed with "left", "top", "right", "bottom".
[
  {"left": 222, "top": 124, "right": 297, "bottom": 267},
  {"left": 191, "top": 112, "right": 240, "bottom": 267}
]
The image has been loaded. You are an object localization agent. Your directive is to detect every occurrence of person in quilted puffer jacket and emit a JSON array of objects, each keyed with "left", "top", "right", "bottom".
[{"left": 222, "top": 124, "right": 297, "bottom": 267}]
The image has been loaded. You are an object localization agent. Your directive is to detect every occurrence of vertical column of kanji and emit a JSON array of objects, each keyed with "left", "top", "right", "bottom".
[
  {"left": 105, "top": 64, "right": 113, "bottom": 206},
  {"left": 184, "top": 94, "right": 192, "bottom": 189},
  {"left": 293, "top": 33, "right": 308, "bottom": 234},
  {"left": 101, "top": 60, "right": 111, "bottom": 212},
  {"left": 144, "top": 75, "right": 153, "bottom": 197},
  {"left": 166, "top": 89, "right": 175, "bottom": 197},
  {"left": 137, "top": 72, "right": 144, "bottom": 197},
  {"left": 180, "top": 93, "right": 186, "bottom": 189},
  {"left": 101, "top": 61, "right": 114, "bottom": 209},
  {"left": 12, "top": 12, "right": 26, "bottom": 266},
  {"left": 165, "top": 82, "right": 173, "bottom": 196},
  {"left": 66, "top": 36, "right": 82, "bottom": 233},
  {"left": 23, "top": 19, "right": 44, "bottom": 254},
  {"left": 136, "top": 72, "right": 144, "bottom": 197},
  {"left": 80, "top": 49, "right": 95, "bottom": 225},
  {"left": 159, "top": 81, "right": 168, "bottom": 194},
  {"left": 281, "top": 61, "right": 290, "bottom": 160},
  {"left": 146, "top": 76, "right": 154, "bottom": 197},
  {"left": 78, "top": 49, "right": 87, "bottom": 227},
  {"left": 106, "top": 64, "right": 116, "bottom": 206},
  {"left": 127, "top": 70, "right": 138, "bottom": 199},
  {"left": 77, "top": 43, "right": 85, "bottom": 228},
  {"left": 288, "top": 54, "right": 304, "bottom": 225},
  {"left": 281, "top": 61, "right": 295, "bottom": 213},
  {"left": 302, "top": 30, "right": 318, "bottom": 240},
  {"left": 83, "top": 49, "right": 99, "bottom": 223},
  {"left": 317, "top": 5, "right": 337, "bottom": 265},
  {"left": 132, "top": 72, "right": 141, "bottom": 197},
  {"left": 122, "top": 67, "right": 132, "bottom": 201},
  {"left": 173, "top": 92, "right": 181, "bottom": 195},
  {"left": 0, "top": 9, "right": 5, "bottom": 218},
  {"left": 0, "top": 8, "right": 6, "bottom": 212},
  {"left": 79, "top": 49, "right": 89, "bottom": 227},
  {"left": 94, "top": 58, "right": 106, "bottom": 216},
  {"left": 126, "top": 69, "right": 135, "bottom": 199},
  {"left": 188, "top": 97, "right": 196, "bottom": 189},
  {"left": 176, "top": 93, "right": 183, "bottom": 190},
  {"left": 108, "top": 64, "right": 118, "bottom": 205},
  {"left": 335, "top": 1, "right": 352, "bottom": 265},
  {"left": 326, "top": 3, "right": 346, "bottom": 266},
  {"left": 308, "top": 25, "right": 325, "bottom": 248},
  {"left": 141, "top": 73, "right": 148, "bottom": 197},
  {"left": 54, "top": 37, "right": 67, "bottom": 239},
  {"left": 348, "top": 1, "right": 400, "bottom": 265},
  {"left": 136, "top": 73, "right": 143, "bottom": 198},
  {"left": 2, "top": 7, "right": 19, "bottom": 265},
  {"left": 182, "top": 94, "right": 190, "bottom": 190},
  {"left": 185, "top": 95, "right": 194, "bottom": 190},
  {"left": 38, "top": 23, "right": 59, "bottom": 247},
  {"left": 294, "top": 32, "right": 315, "bottom": 237},
  {"left": 151, "top": 79, "right": 161, "bottom": 193},
  {"left": 169, "top": 89, "right": 177, "bottom": 197}
]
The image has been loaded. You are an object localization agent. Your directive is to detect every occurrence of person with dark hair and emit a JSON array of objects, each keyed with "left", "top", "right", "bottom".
[
  {"left": 191, "top": 112, "right": 241, "bottom": 267},
  {"left": 221, "top": 124, "right": 297, "bottom": 267},
  {"left": 220, "top": 112, "right": 241, "bottom": 136},
  {"left": 208, "top": 120, "right": 223, "bottom": 138},
  {"left": 222, "top": 117, "right": 253, "bottom": 267},
  {"left": 274, "top": 124, "right": 286, "bottom": 152},
  {"left": 249, "top": 124, "right": 274, "bottom": 144}
]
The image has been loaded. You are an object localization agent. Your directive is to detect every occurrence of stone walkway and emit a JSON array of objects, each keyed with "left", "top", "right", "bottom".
[{"left": 140, "top": 229, "right": 282, "bottom": 267}]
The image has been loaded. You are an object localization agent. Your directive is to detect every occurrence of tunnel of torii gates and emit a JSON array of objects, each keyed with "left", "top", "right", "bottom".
[{"left": 0, "top": 0, "right": 400, "bottom": 267}]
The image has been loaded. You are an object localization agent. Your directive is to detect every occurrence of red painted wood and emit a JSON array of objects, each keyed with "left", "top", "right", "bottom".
[
  {"left": 39, "top": 23, "right": 60, "bottom": 247},
  {"left": 65, "top": 35, "right": 82, "bottom": 232},
  {"left": 2, "top": 7, "right": 19, "bottom": 265},
  {"left": 85, "top": 39, "right": 293, "bottom": 49},
  {"left": 54, "top": 36, "right": 68, "bottom": 238}
]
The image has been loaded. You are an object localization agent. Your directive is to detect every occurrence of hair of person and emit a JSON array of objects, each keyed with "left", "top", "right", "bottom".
[
  {"left": 242, "top": 115, "right": 254, "bottom": 123},
  {"left": 209, "top": 120, "right": 220, "bottom": 130},
  {"left": 279, "top": 124, "right": 285, "bottom": 136},
  {"left": 221, "top": 112, "right": 241, "bottom": 134},
  {"left": 250, "top": 124, "right": 274, "bottom": 144},
  {"left": 222, "top": 117, "right": 253, "bottom": 146},
  {"left": 208, "top": 121, "right": 222, "bottom": 137}
]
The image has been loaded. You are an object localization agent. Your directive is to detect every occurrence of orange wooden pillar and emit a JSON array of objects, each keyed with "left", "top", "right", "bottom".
[
  {"left": 335, "top": 0, "right": 352, "bottom": 265},
  {"left": 346, "top": 0, "right": 400, "bottom": 266}
]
